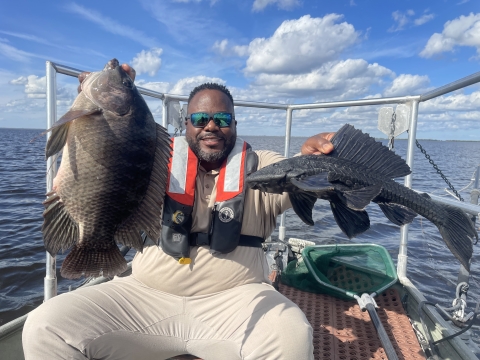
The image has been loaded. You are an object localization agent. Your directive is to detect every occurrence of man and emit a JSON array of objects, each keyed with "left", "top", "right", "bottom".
[{"left": 23, "top": 64, "right": 335, "bottom": 360}]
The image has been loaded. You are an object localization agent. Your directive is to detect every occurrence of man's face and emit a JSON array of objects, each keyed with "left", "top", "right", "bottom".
[{"left": 185, "top": 89, "right": 237, "bottom": 165}]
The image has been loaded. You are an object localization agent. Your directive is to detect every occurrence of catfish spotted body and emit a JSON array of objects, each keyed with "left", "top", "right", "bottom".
[
  {"left": 247, "top": 124, "right": 478, "bottom": 271},
  {"left": 42, "top": 59, "right": 171, "bottom": 279}
]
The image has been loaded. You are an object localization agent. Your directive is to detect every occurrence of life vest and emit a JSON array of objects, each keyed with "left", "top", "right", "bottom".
[{"left": 160, "top": 136, "right": 260, "bottom": 262}]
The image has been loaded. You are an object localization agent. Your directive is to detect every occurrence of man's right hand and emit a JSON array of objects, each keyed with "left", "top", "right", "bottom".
[{"left": 77, "top": 64, "right": 136, "bottom": 93}]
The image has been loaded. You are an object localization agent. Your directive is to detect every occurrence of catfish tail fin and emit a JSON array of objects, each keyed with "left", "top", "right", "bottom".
[{"left": 436, "top": 205, "right": 477, "bottom": 271}]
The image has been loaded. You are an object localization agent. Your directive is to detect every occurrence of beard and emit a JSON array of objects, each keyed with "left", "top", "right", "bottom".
[{"left": 186, "top": 133, "right": 236, "bottom": 164}]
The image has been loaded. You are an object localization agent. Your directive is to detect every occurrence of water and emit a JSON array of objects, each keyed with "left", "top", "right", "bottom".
[{"left": 1, "top": 128, "right": 479, "bottom": 351}]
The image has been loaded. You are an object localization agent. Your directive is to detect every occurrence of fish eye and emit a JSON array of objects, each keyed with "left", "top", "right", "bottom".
[{"left": 123, "top": 80, "right": 133, "bottom": 88}]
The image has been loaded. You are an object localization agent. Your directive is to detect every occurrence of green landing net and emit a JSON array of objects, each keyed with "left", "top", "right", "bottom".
[{"left": 282, "top": 244, "right": 398, "bottom": 301}]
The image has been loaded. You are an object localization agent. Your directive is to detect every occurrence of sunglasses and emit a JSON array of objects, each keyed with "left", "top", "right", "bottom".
[{"left": 186, "top": 112, "right": 234, "bottom": 128}]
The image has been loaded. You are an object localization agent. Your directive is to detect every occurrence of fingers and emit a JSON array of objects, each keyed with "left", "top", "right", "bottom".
[
  {"left": 300, "top": 132, "right": 336, "bottom": 155},
  {"left": 77, "top": 71, "right": 90, "bottom": 93},
  {"left": 121, "top": 64, "right": 136, "bottom": 81}
]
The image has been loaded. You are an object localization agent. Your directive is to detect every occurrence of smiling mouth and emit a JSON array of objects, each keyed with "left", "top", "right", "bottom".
[{"left": 200, "top": 136, "right": 224, "bottom": 145}]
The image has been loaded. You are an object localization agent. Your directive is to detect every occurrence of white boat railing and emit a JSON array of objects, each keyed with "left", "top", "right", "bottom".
[{"left": 45, "top": 61, "right": 480, "bottom": 300}]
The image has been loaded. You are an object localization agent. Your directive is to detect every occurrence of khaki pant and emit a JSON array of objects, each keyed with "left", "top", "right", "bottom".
[{"left": 23, "top": 276, "right": 313, "bottom": 360}]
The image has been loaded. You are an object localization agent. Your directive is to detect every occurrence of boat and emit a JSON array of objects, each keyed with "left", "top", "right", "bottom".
[{"left": 0, "top": 61, "right": 479, "bottom": 360}]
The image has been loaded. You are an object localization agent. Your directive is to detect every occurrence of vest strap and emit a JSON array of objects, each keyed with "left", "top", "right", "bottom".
[{"left": 189, "top": 233, "right": 263, "bottom": 248}]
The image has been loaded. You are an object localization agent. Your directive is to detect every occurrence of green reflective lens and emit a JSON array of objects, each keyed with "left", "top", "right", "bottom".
[{"left": 188, "top": 112, "right": 233, "bottom": 128}]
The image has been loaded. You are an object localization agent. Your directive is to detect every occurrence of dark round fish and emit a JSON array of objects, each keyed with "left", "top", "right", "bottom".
[
  {"left": 42, "top": 59, "right": 171, "bottom": 279},
  {"left": 246, "top": 124, "right": 478, "bottom": 271}
]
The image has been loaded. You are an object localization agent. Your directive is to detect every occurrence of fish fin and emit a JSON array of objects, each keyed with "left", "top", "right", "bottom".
[
  {"left": 60, "top": 243, "right": 127, "bottom": 279},
  {"left": 437, "top": 206, "right": 477, "bottom": 271},
  {"left": 114, "top": 124, "right": 171, "bottom": 248},
  {"left": 334, "top": 184, "right": 382, "bottom": 210},
  {"left": 114, "top": 227, "right": 145, "bottom": 250},
  {"left": 377, "top": 202, "right": 417, "bottom": 226},
  {"left": 291, "top": 174, "right": 331, "bottom": 191},
  {"left": 330, "top": 124, "right": 411, "bottom": 179},
  {"left": 54, "top": 108, "right": 101, "bottom": 128},
  {"left": 289, "top": 192, "right": 317, "bottom": 225},
  {"left": 330, "top": 201, "right": 370, "bottom": 238},
  {"left": 42, "top": 194, "right": 78, "bottom": 256},
  {"left": 44, "top": 106, "right": 102, "bottom": 159},
  {"left": 45, "top": 122, "right": 70, "bottom": 159}
]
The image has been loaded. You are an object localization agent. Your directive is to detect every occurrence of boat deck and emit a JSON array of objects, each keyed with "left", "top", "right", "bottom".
[
  {"left": 279, "top": 283, "right": 425, "bottom": 359},
  {"left": 171, "top": 284, "right": 426, "bottom": 360}
]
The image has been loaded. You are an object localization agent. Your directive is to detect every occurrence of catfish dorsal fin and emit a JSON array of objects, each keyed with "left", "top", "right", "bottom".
[{"left": 329, "top": 124, "right": 411, "bottom": 179}]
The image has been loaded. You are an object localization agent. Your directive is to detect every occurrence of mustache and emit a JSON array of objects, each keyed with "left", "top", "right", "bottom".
[{"left": 197, "top": 134, "right": 225, "bottom": 141}]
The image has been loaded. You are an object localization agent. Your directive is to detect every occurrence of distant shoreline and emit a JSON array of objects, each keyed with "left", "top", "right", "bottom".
[{"left": 1, "top": 127, "right": 479, "bottom": 142}]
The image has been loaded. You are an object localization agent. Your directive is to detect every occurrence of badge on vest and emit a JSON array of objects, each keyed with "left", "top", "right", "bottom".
[
  {"left": 218, "top": 207, "right": 234, "bottom": 223},
  {"left": 172, "top": 210, "right": 186, "bottom": 225}
]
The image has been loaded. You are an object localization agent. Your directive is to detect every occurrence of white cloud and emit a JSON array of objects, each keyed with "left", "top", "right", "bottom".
[
  {"left": 170, "top": 76, "right": 225, "bottom": 95},
  {"left": 141, "top": 0, "right": 237, "bottom": 45},
  {"left": 65, "top": 3, "right": 157, "bottom": 48},
  {"left": 383, "top": 74, "right": 431, "bottom": 97},
  {"left": 252, "top": 0, "right": 301, "bottom": 12},
  {"left": 212, "top": 39, "right": 229, "bottom": 55},
  {"left": 251, "top": 59, "right": 394, "bottom": 100},
  {"left": 420, "top": 13, "right": 480, "bottom": 58},
  {"left": 0, "top": 30, "right": 107, "bottom": 58},
  {"left": 414, "top": 13, "right": 435, "bottom": 26},
  {"left": 9, "top": 75, "right": 46, "bottom": 98},
  {"left": 388, "top": 9, "right": 434, "bottom": 32},
  {"left": 25, "top": 76, "right": 48, "bottom": 99},
  {"left": 420, "top": 90, "right": 480, "bottom": 112},
  {"left": 233, "top": 45, "right": 249, "bottom": 57},
  {"left": 389, "top": 10, "right": 415, "bottom": 32},
  {"left": 245, "top": 14, "right": 359, "bottom": 74},
  {"left": 0, "top": 30, "right": 52, "bottom": 46},
  {"left": 119, "top": 76, "right": 227, "bottom": 99},
  {"left": 0, "top": 42, "right": 35, "bottom": 62},
  {"left": 2, "top": 74, "right": 75, "bottom": 121},
  {"left": 213, "top": 39, "right": 249, "bottom": 57},
  {"left": 135, "top": 79, "right": 170, "bottom": 94},
  {"left": 9, "top": 76, "right": 28, "bottom": 85},
  {"left": 131, "top": 48, "right": 163, "bottom": 77}
]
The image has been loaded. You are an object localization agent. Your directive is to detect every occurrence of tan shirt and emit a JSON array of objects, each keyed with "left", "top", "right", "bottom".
[{"left": 132, "top": 150, "right": 291, "bottom": 296}]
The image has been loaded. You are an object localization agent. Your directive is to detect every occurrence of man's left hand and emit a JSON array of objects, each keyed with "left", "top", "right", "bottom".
[{"left": 301, "top": 132, "right": 335, "bottom": 155}]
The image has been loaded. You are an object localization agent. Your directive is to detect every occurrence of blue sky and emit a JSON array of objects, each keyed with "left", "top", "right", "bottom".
[{"left": 1, "top": 0, "right": 480, "bottom": 140}]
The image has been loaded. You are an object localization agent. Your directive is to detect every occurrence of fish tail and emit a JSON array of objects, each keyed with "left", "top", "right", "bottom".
[
  {"left": 60, "top": 243, "right": 127, "bottom": 279},
  {"left": 435, "top": 205, "right": 477, "bottom": 271}
]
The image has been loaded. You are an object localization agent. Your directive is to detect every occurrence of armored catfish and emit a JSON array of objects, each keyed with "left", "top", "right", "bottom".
[
  {"left": 43, "top": 59, "right": 171, "bottom": 279},
  {"left": 247, "top": 124, "right": 478, "bottom": 271}
]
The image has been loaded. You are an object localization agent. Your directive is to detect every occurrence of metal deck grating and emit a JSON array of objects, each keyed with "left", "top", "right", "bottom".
[{"left": 279, "top": 283, "right": 425, "bottom": 359}]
